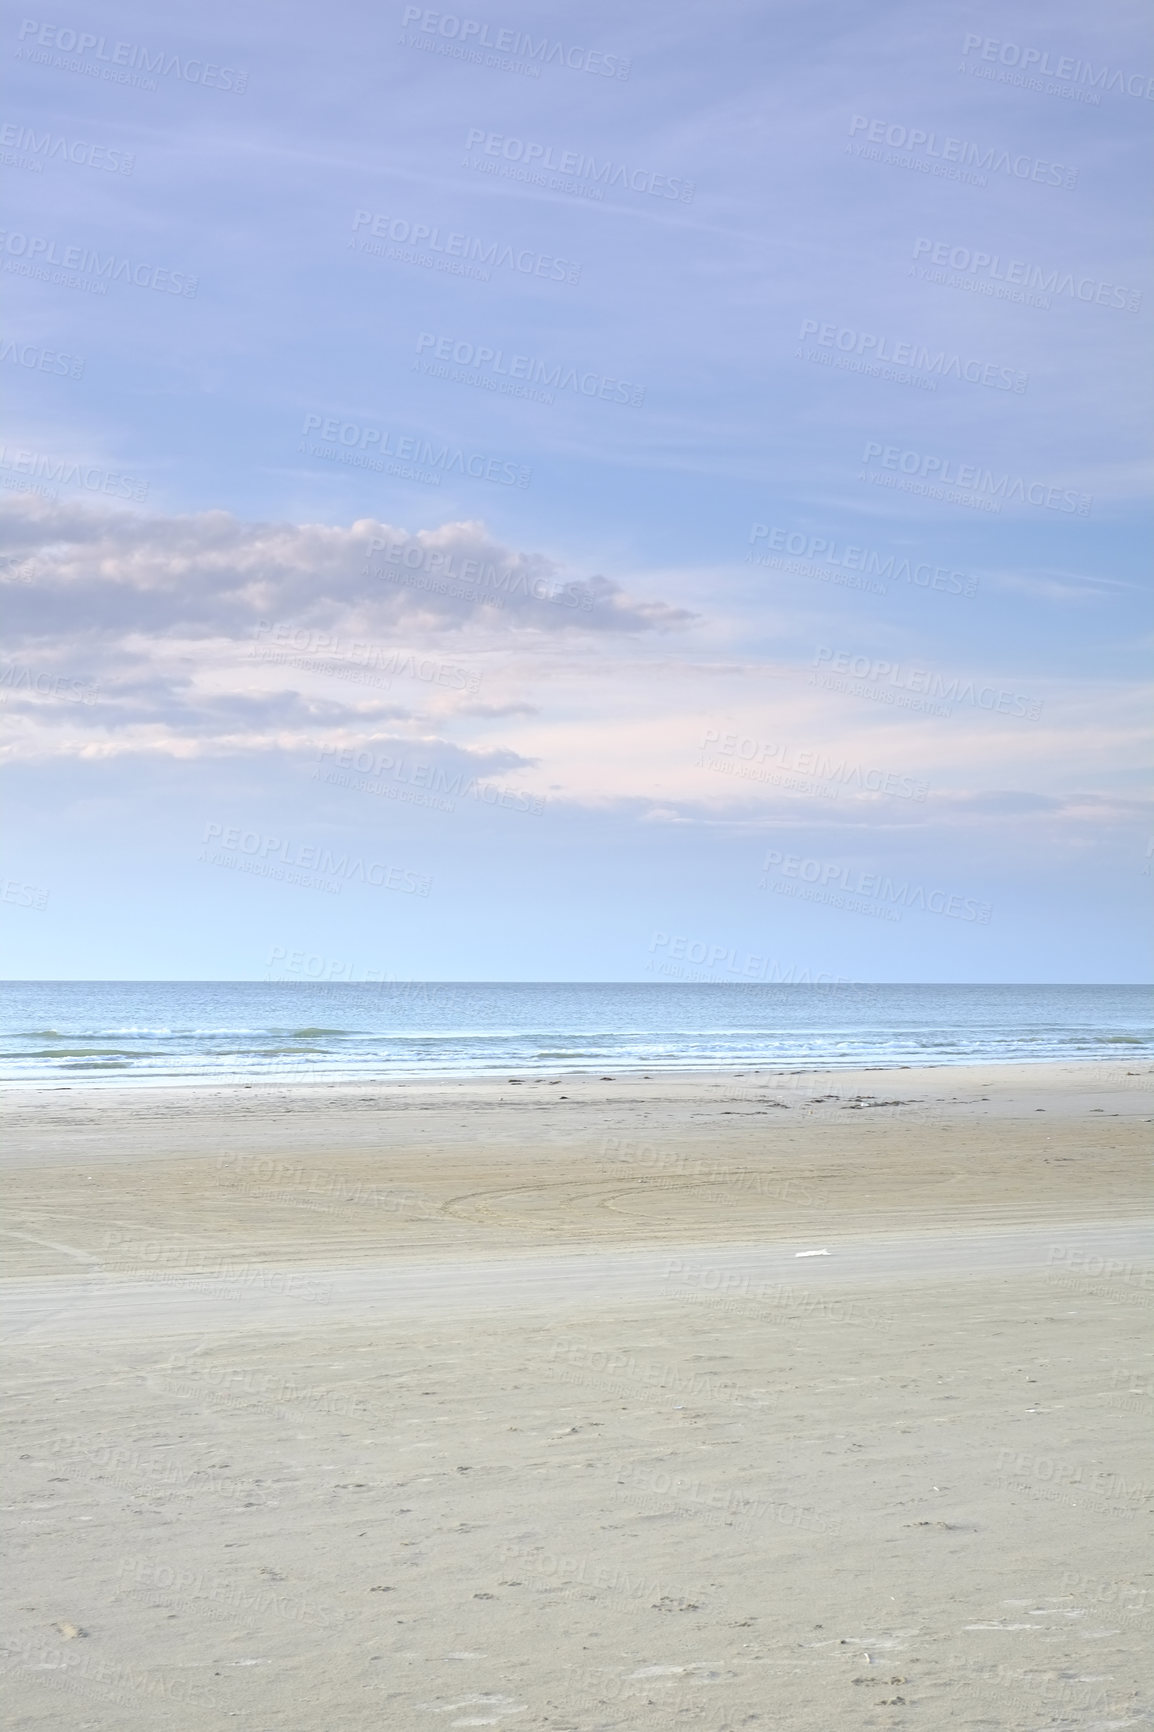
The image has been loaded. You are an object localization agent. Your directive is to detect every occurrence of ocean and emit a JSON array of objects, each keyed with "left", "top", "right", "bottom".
[{"left": 0, "top": 981, "right": 1150, "bottom": 1089}]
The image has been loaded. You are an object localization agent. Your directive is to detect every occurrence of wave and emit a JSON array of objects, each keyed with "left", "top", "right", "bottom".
[
  {"left": 0, "top": 983, "right": 1148, "bottom": 1088},
  {"left": 21, "top": 1047, "right": 161, "bottom": 1059},
  {"left": 60, "top": 1059, "right": 132, "bottom": 1069}
]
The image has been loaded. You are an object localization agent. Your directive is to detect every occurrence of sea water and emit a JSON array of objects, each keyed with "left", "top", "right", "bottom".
[{"left": 0, "top": 981, "right": 1149, "bottom": 1089}]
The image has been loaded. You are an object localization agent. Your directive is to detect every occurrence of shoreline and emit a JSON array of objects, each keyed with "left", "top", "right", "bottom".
[{"left": 3, "top": 1053, "right": 1152, "bottom": 1108}]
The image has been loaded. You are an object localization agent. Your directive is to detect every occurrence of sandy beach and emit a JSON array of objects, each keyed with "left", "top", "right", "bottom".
[{"left": 2, "top": 1059, "right": 1151, "bottom": 1728}]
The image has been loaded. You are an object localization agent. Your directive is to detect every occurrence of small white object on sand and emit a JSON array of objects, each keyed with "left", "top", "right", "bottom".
[{"left": 795, "top": 1249, "right": 830, "bottom": 1257}]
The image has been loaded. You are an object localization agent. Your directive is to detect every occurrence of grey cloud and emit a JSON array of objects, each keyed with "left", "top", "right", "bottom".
[
  {"left": 456, "top": 701, "right": 541, "bottom": 717},
  {"left": 0, "top": 499, "right": 693, "bottom": 759},
  {"left": 0, "top": 500, "right": 695, "bottom": 640},
  {"left": 0, "top": 664, "right": 419, "bottom": 738}
]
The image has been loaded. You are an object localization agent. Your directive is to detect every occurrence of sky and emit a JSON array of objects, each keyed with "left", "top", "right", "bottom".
[{"left": 1, "top": 0, "right": 1150, "bottom": 982}]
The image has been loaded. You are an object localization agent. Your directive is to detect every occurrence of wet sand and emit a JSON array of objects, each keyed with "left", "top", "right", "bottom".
[{"left": 2, "top": 1060, "right": 1151, "bottom": 1728}]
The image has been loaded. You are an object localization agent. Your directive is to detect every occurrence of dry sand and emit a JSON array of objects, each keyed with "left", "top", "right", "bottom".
[{"left": 2, "top": 1060, "right": 1151, "bottom": 1728}]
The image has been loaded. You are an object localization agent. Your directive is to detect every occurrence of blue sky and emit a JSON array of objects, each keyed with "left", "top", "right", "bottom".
[{"left": 2, "top": 0, "right": 1150, "bottom": 980}]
